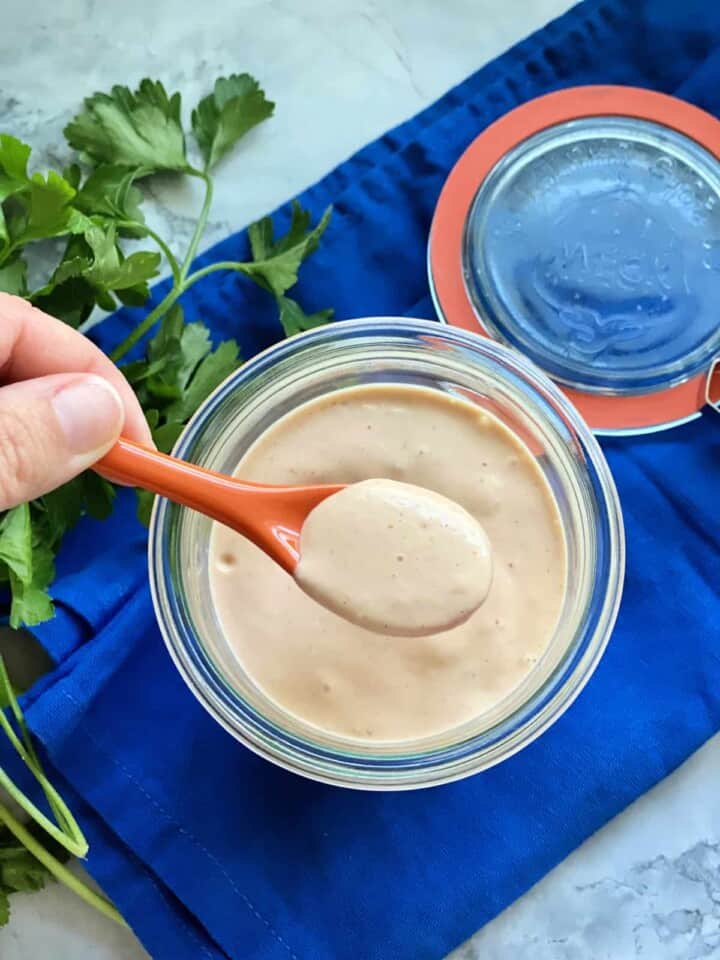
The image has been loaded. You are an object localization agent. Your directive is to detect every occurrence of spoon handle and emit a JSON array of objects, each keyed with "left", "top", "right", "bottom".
[
  {"left": 95, "top": 439, "right": 343, "bottom": 573},
  {"left": 96, "top": 438, "right": 255, "bottom": 519}
]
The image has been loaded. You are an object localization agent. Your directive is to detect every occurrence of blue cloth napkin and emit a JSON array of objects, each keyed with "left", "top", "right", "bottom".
[{"left": 8, "top": 0, "right": 720, "bottom": 956}]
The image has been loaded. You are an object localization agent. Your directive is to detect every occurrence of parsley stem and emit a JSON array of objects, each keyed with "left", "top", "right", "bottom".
[
  {"left": 0, "top": 659, "right": 58, "bottom": 817},
  {"left": 111, "top": 260, "right": 250, "bottom": 362},
  {"left": 0, "top": 659, "right": 87, "bottom": 857},
  {"left": 109, "top": 286, "right": 181, "bottom": 362},
  {"left": 110, "top": 169, "right": 213, "bottom": 363},
  {"left": 183, "top": 260, "right": 252, "bottom": 285},
  {"left": 118, "top": 222, "right": 181, "bottom": 286},
  {"left": 0, "top": 801, "right": 127, "bottom": 927},
  {"left": 180, "top": 169, "right": 214, "bottom": 282}
]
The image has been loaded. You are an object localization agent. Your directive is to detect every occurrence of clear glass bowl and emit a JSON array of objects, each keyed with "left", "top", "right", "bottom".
[{"left": 149, "top": 318, "right": 624, "bottom": 790}]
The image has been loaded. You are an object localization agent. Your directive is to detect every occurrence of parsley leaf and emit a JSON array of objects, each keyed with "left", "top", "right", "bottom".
[
  {"left": 0, "top": 136, "right": 30, "bottom": 249},
  {"left": 9, "top": 573, "right": 54, "bottom": 629},
  {"left": 78, "top": 472, "right": 116, "bottom": 521},
  {"left": 125, "top": 306, "right": 241, "bottom": 431},
  {"left": 30, "top": 275, "right": 97, "bottom": 328},
  {"left": 1, "top": 850, "right": 49, "bottom": 894},
  {"left": 0, "top": 821, "right": 71, "bottom": 906},
  {"left": 0, "top": 258, "right": 27, "bottom": 296},
  {"left": 243, "top": 201, "right": 332, "bottom": 296},
  {"left": 33, "top": 225, "right": 160, "bottom": 320},
  {"left": 0, "top": 504, "right": 33, "bottom": 583},
  {"left": 83, "top": 224, "right": 160, "bottom": 291},
  {"left": 0, "top": 148, "right": 89, "bottom": 253},
  {"left": 21, "top": 172, "right": 88, "bottom": 242},
  {"left": 244, "top": 202, "right": 334, "bottom": 333},
  {"left": 124, "top": 305, "right": 210, "bottom": 405},
  {"left": 75, "top": 165, "right": 145, "bottom": 227},
  {"left": 41, "top": 481, "right": 85, "bottom": 539},
  {"left": 0, "top": 135, "right": 31, "bottom": 201},
  {"left": 0, "top": 134, "right": 32, "bottom": 250},
  {"left": 0, "top": 504, "right": 55, "bottom": 627},
  {"left": 248, "top": 199, "right": 314, "bottom": 260},
  {"left": 167, "top": 339, "right": 240, "bottom": 421},
  {"left": 132, "top": 309, "right": 240, "bottom": 426},
  {"left": 0, "top": 888, "right": 8, "bottom": 926},
  {"left": 41, "top": 473, "right": 115, "bottom": 545},
  {"left": 277, "top": 295, "right": 334, "bottom": 338},
  {"left": 124, "top": 305, "right": 241, "bottom": 521},
  {"left": 192, "top": 74, "right": 274, "bottom": 171},
  {"left": 63, "top": 163, "right": 82, "bottom": 189},
  {"left": 64, "top": 80, "right": 187, "bottom": 173}
]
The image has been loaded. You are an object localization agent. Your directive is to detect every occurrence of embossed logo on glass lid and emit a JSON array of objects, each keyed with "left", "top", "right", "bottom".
[{"left": 464, "top": 117, "right": 720, "bottom": 393}]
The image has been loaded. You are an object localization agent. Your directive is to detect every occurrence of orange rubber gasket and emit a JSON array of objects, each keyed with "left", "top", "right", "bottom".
[{"left": 429, "top": 85, "right": 720, "bottom": 432}]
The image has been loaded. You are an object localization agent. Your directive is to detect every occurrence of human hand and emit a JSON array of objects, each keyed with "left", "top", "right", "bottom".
[{"left": 0, "top": 293, "right": 152, "bottom": 510}]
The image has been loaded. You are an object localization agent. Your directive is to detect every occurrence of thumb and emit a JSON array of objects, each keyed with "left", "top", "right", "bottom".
[{"left": 0, "top": 373, "right": 124, "bottom": 510}]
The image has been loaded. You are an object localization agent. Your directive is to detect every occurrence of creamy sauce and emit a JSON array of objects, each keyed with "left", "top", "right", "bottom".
[
  {"left": 295, "top": 478, "right": 493, "bottom": 636},
  {"left": 209, "top": 385, "right": 566, "bottom": 742}
]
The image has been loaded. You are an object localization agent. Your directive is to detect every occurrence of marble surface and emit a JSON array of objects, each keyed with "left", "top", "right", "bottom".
[
  {"left": 0, "top": 0, "right": 574, "bottom": 276},
  {"left": 0, "top": 0, "right": 718, "bottom": 958},
  {"left": 453, "top": 737, "right": 720, "bottom": 960}
]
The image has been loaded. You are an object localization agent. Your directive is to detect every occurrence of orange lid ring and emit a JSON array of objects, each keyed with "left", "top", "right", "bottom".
[{"left": 429, "top": 85, "right": 720, "bottom": 434}]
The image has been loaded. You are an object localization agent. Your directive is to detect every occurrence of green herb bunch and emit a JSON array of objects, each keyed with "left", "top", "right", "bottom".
[
  {"left": 0, "top": 73, "right": 333, "bottom": 927},
  {"left": 0, "top": 73, "right": 332, "bottom": 628}
]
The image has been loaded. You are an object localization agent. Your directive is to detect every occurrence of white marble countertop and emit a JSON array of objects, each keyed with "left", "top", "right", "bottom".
[{"left": 1, "top": 0, "right": 718, "bottom": 957}]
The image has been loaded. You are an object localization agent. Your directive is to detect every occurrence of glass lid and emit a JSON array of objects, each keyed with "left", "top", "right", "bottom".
[{"left": 463, "top": 115, "right": 720, "bottom": 395}]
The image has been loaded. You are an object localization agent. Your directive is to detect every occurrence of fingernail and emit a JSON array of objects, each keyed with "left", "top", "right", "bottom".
[{"left": 52, "top": 376, "right": 124, "bottom": 455}]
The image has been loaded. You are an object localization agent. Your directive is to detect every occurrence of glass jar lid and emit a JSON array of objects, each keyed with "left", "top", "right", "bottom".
[
  {"left": 465, "top": 115, "right": 720, "bottom": 394},
  {"left": 429, "top": 86, "right": 720, "bottom": 433}
]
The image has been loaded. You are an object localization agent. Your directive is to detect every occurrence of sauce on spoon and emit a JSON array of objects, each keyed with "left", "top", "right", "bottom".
[{"left": 295, "top": 478, "right": 493, "bottom": 636}]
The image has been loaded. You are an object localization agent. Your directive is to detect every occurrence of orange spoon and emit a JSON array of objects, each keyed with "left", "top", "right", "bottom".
[{"left": 96, "top": 438, "right": 344, "bottom": 574}]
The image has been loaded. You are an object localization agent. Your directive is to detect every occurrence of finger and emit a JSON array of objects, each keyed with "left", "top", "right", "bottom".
[
  {"left": 0, "top": 293, "right": 152, "bottom": 446},
  {"left": 0, "top": 373, "right": 124, "bottom": 510}
]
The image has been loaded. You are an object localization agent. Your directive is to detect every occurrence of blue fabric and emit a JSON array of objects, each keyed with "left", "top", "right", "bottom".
[{"left": 10, "top": 0, "right": 720, "bottom": 956}]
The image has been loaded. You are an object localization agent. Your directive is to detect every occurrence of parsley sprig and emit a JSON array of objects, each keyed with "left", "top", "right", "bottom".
[
  {"left": 0, "top": 656, "right": 124, "bottom": 926},
  {"left": 0, "top": 73, "right": 333, "bottom": 927},
  {"left": 0, "top": 73, "right": 333, "bottom": 629}
]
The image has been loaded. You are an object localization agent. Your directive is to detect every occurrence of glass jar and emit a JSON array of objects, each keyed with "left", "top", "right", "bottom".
[{"left": 149, "top": 318, "right": 624, "bottom": 789}]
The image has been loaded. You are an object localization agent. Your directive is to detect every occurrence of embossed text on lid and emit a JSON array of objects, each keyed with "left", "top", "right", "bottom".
[{"left": 464, "top": 116, "right": 720, "bottom": 394}]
